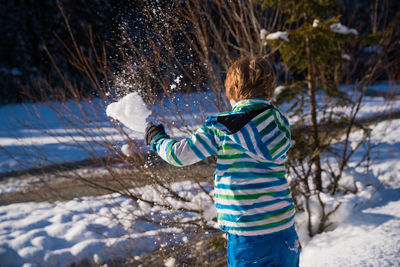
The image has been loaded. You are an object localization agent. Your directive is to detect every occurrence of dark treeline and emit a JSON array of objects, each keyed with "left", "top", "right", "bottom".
[
  {"left": 0, "top": 0, "right": 399, "bottom": 105},
  {"left": 0, "top": 0, "right": 119, "bottom": 104}
]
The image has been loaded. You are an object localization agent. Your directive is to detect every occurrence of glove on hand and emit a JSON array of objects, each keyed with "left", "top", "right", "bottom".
[{"left": 145, "top": 122, "right": 167, "bottom": 147}]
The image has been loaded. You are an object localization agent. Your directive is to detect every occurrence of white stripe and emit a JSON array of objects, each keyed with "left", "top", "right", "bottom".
[
  {"left": 217, "top": 200, "right": 292, "bottom": 215},
  {"left": 223, "top": 217, "right": 295, "bottom": 236},
  {"left": 172, "top": 140, "right": 201, "bottom": 165},
  {"left": 215, "top": 184, "right": 289, "bottom": 195},
  {"left": 216, "top": 177, "right": 281, "bottom": 185},
  {"left": 217, "top": 157, "right": 259, "bottom": 165},
  {"left": 218, "top": 208, "right": 295, "bottom": 227},
  {"left": 189, "top": 134, "right": 211, "bottom": 157},
  {"left": 236, "top": 131, "right": 247, "bottom": 149},
  {"left": 246, "top": 124, "right": 265, "bottom": 158},
  {"left": 215, "top": 167, "right": 285, "bottom": 177},
  {"left": 159, "top": 139, "right": 177, "bottom": 164},
  {"left": 215, "top": 194, "right": 290, "bottom": 206},
  {"left": 196, "top": 130, "right": 218, "bottom": 155},
  {"left": 256, "top": 113, "right": 274, "bottom": 131},
  {"left": 275, "top": 110, "right": 288, "bottom": 128},
  {"left": 261, "top": 127, "right": 279, "bottom": 143},
  {"left": 271, "top": 137, "right": 291, "bottom": 159},
  {"left": 267, "top": 132, "right": 284, "bottom": 150}
]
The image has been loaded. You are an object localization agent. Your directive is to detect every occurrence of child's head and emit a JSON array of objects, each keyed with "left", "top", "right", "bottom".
[{"left": 225, "top": 56, "right": 275, "bottom": 102}]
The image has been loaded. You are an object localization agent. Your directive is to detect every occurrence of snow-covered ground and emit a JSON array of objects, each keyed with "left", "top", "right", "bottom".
[
  {"left": 0, "top": 119, "right": 399, "bottom": 266},
  {"left": 0, "top": 181, "right": 215, "bottom": 266},
  {"left": 300, "top": 120, "right": 400, "bottom": 266},
  {"left": 0, "top": 87, "right": 399, "bottom": 266}
]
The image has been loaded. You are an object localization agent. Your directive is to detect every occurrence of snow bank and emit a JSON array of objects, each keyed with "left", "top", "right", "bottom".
[
  {"left": 301, "top": 199, "right": 400, "bottom": 267},
  {"left": 0, "top": 181, "right": 215, "bottom": 266},
  {"left": 0, "top": 110, "right": 400, "bottom": 266},
  {"left": 106, "top": 92, "right": 151, "bottom": 133}
]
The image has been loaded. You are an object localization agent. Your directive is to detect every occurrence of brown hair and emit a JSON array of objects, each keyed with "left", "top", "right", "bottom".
[{"left": 225, "top": 56, "right": 275, "bottom": 101}]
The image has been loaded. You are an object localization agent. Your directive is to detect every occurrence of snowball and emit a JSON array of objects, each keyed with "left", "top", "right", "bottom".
[
  {"left": 266, "top": 31, "right": 289, "bottom": 42},
  {"left": 106, "top": 92, "right": 151, "bottom": 133},
  {"left": 121, "top": 144, "right": 132, "bottom": 157},
  {"left": 330, "top": 23, "right": 358, "bottom": 35}
]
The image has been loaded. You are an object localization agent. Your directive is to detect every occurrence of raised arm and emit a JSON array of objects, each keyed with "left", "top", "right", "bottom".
[{"left": 145, "top": 123, "right": 219, "bottom": 167}]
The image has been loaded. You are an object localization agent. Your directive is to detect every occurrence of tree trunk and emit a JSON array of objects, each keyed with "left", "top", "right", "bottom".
[{"left": 305, "top": 34, "right": 323, "bottom": 192}]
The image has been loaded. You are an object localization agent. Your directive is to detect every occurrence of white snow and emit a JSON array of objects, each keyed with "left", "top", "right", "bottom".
[
  {"left": 0, "top": 181, "right": 215, "bottom": 266},
  {"left": 1, "top": 87, "right": 398, "bottom": 174},
  {"left": 266, "top": 31, "right": 289, "bottom": 42},
  {"left": 0, "top": 85, "right": 400, "bottom": 265},
  {"left": 121, "top": 143, "right": 132, "bottom": 157},
  {"left": 106, "top": 92, "right": 151, "bottom": 133},
  {"left": 330, "top": 23, "right": 358, "bottom": 35},
  {"left": 260, "top": 28, "right": 268, "bottom": 40},
  {"left": 342, "top": 54, "right": 351, "bottom": 60},
  {"left": 164, "top": 257, "right": 176, "bottom": 267},
  {"left": 301, "top": 200, "right": 400, "bottom": 266},
  {"left": 274, "top": 85, "right": 285, "bottom": 99},
  {"left": 0, "top": 118, "right": 399, "bottom": 266}
]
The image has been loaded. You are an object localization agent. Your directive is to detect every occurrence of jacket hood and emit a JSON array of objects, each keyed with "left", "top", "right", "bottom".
[{"left": 205, "top": 98, "right": 291, "bottom": 163}]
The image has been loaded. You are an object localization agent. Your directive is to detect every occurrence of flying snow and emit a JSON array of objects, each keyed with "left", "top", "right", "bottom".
[{"left": 106, "top": 92, "right": 151, "bottom": 133}]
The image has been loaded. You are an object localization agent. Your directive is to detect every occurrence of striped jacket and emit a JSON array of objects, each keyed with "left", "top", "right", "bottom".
[{"left": 152, "top": 98, "right": 295, "bottom": 236}]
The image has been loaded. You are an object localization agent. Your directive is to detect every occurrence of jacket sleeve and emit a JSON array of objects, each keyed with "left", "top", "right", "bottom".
[{"left": 151, "top": 125, "right": 219, "bottom": 167}]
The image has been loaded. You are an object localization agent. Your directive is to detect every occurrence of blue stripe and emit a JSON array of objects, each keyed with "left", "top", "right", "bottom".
[
  {"left": 233, "top": 133, "right": 242, "bottom": 146},
  {"left": 216, "top": 161, "right": 278, "bottom": 171},
  {"left": 273, "top": 142, "right": 291, "bottom": 160},
  {"left": 249, "top": 122, "right": 274, "bottom": 161},
  {"left": 221, "top": 171, "right": 286, "bottom": 179},
  {"left": 165, "top": 140, "right": 184, "bottom": 166},
  {"left": 241, "top": 126, "right": 257, "bottom": 154},
  {"left": 218, "top": 205, "right": 294, "bottom": 223},
  {"left": 260, "top": 120, "right": 277, "bottom": 136},
  {"left": 214, "top": 179, "right": 286, "bottom": 190},
  {"left": 264, "top": 130, "right": 282, "bottom": 146},
  {"left": 196, "top": 133, "right": 217, "bottom": 156},
  {"left": 201, "top": 126, "right": 219, "bottom": 148},
  {"left": 218, "top": 214, "right": 295, "bottom": 232},
  {"left": 186, "top": 137, "right": 206, "bottom": 160}
]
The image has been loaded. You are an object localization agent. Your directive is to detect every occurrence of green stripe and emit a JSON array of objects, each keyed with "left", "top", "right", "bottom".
[
  {"left": 218, "top": 153, "right": 246, "bottom": 160},
  {"left": 259, "top": 120, "right": 277, "bottom": 136},
  {"left": 166, "top": 141, "right": 184, "bottom": 166},
  {"left": 253, "top": 110, "right": 273, "bottom": 126},
  {"left": 272, "top": 111, "right": 290, "bottom": 138},
  {"left": 270, "top": 137, "right": 288, "bottom": 156},
  {"left": 220, "top": 144, "right": 238, "bottom": 151},
  {"left": 215, "top": 189, "right": 290, "bottom": 200}
]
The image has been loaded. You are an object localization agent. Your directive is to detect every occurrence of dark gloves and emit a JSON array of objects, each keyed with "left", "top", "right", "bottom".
[{"left": 145, "top": 122, "right": 168, "bottom": 149}]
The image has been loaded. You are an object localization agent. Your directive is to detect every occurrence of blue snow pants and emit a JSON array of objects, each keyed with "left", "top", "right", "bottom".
[{"left": 226, "top": 226, "right": 300, "bottom": 267}]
